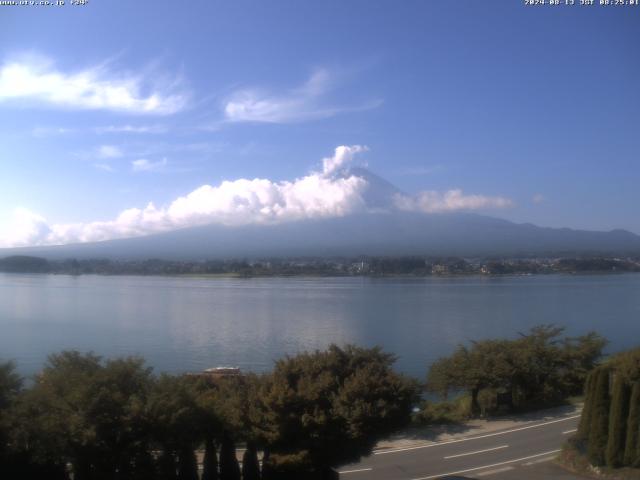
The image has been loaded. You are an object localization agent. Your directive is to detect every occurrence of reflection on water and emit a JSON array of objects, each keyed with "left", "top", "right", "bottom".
[{"left": 1, "top": 273, "right": 639, "bottom": 378}]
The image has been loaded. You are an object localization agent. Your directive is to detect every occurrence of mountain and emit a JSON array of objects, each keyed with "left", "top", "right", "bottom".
[{"left": 2, "top": 169, "right": 640, "bottom": 260}]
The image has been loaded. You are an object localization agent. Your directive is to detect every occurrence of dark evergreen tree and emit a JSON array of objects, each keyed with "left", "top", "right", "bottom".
[
  {"left": 260, "top": 449, "right": 274, "bottom": 480},
  {"left": 158, "top": 452, "right": 178, "bottom": 480},
  {"left": 131, "top": 450, "right": 157, "bottom": 480},
  {"left": 577, "top": 370, "right": 596, "bottom": 440},
  {"left": 588, "top": 368, "right": 612, "bottom": 466},
  {"left": 624, "top": 382, "right": 640, "bottom": 467},
  {"left": 202, "top": 438, "right": 219, "bottom": 480},
  {"left": 605, "top": 374, "right": 631, "bottom": 467},
  {"left": 219, "top": 433, "right": 241, "bottom": 480},
  {"left": 177, "top": 447, "right": 199, "bottom": 480},
  {"left": 242, "top": 442, "right": 260, "bottom": 480}
]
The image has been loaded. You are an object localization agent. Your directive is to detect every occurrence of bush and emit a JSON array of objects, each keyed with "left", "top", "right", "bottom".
[{"left": 412, "top": 396, "right": 471, "bottom": 425}]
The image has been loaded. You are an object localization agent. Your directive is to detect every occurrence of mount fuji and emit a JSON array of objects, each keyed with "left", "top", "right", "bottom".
[{"left": 2, "top": 168, "right": 639, "bottom": 260}]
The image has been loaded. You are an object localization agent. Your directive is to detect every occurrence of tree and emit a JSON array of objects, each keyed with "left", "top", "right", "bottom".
[
  {"left": 86, "top": 357, "right": 154, "bottom": 478},
  {"left": 606, "top": 374, "right": 631, "bottom": 467},
  {"left": 427, "top": 326, "right": 607, "bottom": 416},
  {"left": 13, "top": 352, "right": 155, "bottom": 480},
  {"left": 587, "top": 367, "right": 611, "bottom": 466},
  {"left": 201, "top": 437, "right": 219, "bottom": 480},
  {"left": 242, "top": 442, "right": 260, "bottom": 480},
  {"left": 219, "top": 432, "right": 241, "bottom": 480},
  {"left": 623, "top": 382, "right": 640, "bottom": 467},
  {"left": 177, "top": 448, "right": 199, "bottom": 480},
  {"left": 20, "top": 351, "right": 103, "bottom": 480},
  {"left": 147, "top": 375, "right": 204, "bottom": 480},
  {"left": 428, "top": 338, "right": 524, "bottom": 415},
  {"left": 258, "top": 345, "right": 418, "bottom": 476},
  {"left": 0, "top": 360, "right": 22, "bottom": 455},
  {"left": 577, "top": 370, "right": 596, "bottom": 440},
  {"left": 577, "top": 348, "right": 640, "bottom": 469},
  {"left": 560, "top": 332, "right": 608, "bottom": 396}
]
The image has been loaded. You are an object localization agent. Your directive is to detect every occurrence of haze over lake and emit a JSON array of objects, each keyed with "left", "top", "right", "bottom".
[{"left": 1, "top": 273, "right": 639, "bottom": 378}]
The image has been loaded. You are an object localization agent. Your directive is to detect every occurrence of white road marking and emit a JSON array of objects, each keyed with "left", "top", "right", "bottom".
[
  {"left": 522, "top": 455, "right": 556, "bottom": 466},
  {"left": 562, "top": 428, "right": 577, "bottom": 434},
  {"left": 409, "top": 449, "right": 562, "bottom": 480},
  {"left": 476, "top": 466, "right": 515, "bottom": 476},
  {"left": 444, "top": 444, "right": 509, "bottom": 459},
  {"left": 375, "top": 415, "right": 580, "bottom": 455},
  {"left": 338, "top": 467, "right": 373, "bottom": 474}
]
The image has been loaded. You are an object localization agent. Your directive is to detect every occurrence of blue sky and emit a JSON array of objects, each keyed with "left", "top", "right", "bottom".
[{"left": 0, "top": 1, "right": 639, "bottom": 246}]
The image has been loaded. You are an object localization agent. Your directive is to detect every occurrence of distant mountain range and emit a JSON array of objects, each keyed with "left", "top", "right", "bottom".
[{"left": 2, "top": 169, "right": 640, "bottom": 260}]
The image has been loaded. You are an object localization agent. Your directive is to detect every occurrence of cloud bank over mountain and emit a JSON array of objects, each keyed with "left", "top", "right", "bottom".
[
  {"left": 0, "top": 146, "right": 513, "bottom": 248},
  {"left": 394, "top": 189, "right": 512, "bottom": 213}
]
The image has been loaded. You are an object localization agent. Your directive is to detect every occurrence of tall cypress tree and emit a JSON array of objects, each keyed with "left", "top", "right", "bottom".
[
  {"left": 177, "top": 447, "right": 199, "bottom": 480},
  {"left": 158, "top": 452, "right": 178, "bottom": 480},
  {"left": 261, "top": 449, "right": 274, "bottom": 480},
  {"left": 578, "top": 370, "right": 596, "bottom": 441},
  {"left": 202, "top": 438, "right": 219, "bottom": 480},
  {"left": 605, "top": 375, "right": 631, "bottom": 467},
  {"left": 242, "top": 442, "right": 261, "bottom": 480},
  {"left": 219, "top": 433, "right": 241, "bottom": 480},
  {"left": 624, "top": 382, "right": 640, "bottom": 467},
  {"left": 588, "top": 367, "right": 611, "bottom": 466}
]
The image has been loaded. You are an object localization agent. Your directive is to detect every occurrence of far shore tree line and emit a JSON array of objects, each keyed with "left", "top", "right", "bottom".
[
  {"left": 1, "top": 254, "right": 639, "bottom": 277},
  {"left": 1, "top": 326, "right": 637, "bottom": 479}
]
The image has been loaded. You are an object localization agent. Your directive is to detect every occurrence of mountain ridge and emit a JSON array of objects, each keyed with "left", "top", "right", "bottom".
[
  {"left": 1, "top": 211, "right": 639, "bottom": 260},
  {"left": 2, "top": 168, "right": 639, "bottom": 260}
]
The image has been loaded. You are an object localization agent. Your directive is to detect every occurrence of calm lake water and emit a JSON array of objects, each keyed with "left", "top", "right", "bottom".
[{"left": 1, "top": 273, "right": 639, "bottom": 378}]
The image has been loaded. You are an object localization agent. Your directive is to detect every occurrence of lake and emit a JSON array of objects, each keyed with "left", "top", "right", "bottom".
[{"left": 1, "top": 273, "right": 639, "bottom": 379}]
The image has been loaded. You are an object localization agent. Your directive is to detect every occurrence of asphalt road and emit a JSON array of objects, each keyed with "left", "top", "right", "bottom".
[{"left": 339, "top": 412, "right": 582, "bottom": 480}]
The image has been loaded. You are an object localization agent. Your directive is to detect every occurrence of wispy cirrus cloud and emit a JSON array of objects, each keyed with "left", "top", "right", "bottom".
[
  {"left": 97, "top": 145, "right": 123, "bottom": 159},
  {"left": 95, "top": 124, "right": 169, "bottom": 134},
  {"left": 223, "top": 69, "right": 382, "bottom": 124},
  {"left": 94, "top": 163, "right": 115, "bottom": 173},
  {"left": 0, "top": 54, "right": 188, "bottom": 115},
  {"left": 131, "top": 158, "right": 168, "bottom": 172},
  {"left": 31, "top": 124, "right": 169, "bottom": 137}
]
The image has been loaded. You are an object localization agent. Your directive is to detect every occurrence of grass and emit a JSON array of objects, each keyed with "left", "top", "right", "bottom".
[{"left": 558, "top": 439, "right": 640, "bottom": 480}]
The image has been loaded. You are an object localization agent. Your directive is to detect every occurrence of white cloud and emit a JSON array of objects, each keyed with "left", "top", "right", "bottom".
[
  {"left": 0, "top": 208, "right": 52, "bottom": 248},
  {"left": 0, "top": 146, "right": 368, "bottom": 247},
  {"left": 223, "top": 69, "right": 381, "bottom": 123},
  {"left": 0, "top": 55, "right": 187, "bottom": 114},
  {"left": 94, "top": 163, "right": 115, "bottom": 173},
  {"left": 97, "top": 145, "right": 122, "bottom": 159},
  {"left": 322, "top": 145, "right": 368, "bottom": 175},
  {"left": 394, "top": 189, "right": 513, "bottom": 213},
  {"left": 0, "top": 146, "right": 514, "bottom": 248},
  {"left": 131, "top": 158, "right": 168, "bottom": 172},
  {"left": 95, "top": 124, "right": 168, "bottom": 134}
]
